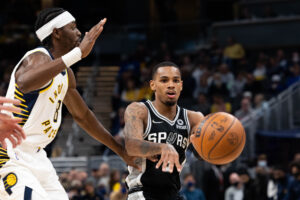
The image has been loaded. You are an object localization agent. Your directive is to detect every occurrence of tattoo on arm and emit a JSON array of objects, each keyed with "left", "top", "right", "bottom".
[{"left": 124, "top": 103, "right": 162, "bottom": 156}]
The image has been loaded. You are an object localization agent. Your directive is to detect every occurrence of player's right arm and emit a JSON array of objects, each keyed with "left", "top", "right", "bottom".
[
  {"left": 15, "top": 19, "right": 106, "bottom": 93},
  {"left": 124, "top": 102, "right": 182, "bottom": 172}
]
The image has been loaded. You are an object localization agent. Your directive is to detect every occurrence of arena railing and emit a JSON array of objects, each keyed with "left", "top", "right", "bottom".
[{"left": 240, "top": 81, "right": 300, "bottom": 159}]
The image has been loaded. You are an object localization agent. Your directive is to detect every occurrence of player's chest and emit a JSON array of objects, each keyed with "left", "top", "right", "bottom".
[{"left": 145, "top": 121, "right": 189, "bottom": 150}]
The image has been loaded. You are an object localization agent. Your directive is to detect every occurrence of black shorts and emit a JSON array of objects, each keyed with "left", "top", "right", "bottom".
[{"left": 128, "top": 186, "right": 184, "bottom": 200}]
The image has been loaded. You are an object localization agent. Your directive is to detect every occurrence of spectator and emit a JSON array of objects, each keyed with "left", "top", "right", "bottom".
[
  {"left": 219, "top": 63, "right": 235, "bottom": 91},
  {"left": 224, "top": 173, "right": 243, "bottom": 200},
  {"left": 110, "top": 183, "right": 127, "bottom": 200},
  {"left": 268, "top": 74, "right": 284, "bottom": 97},
  {"left": 286, "top": 63, "right": 300, "bottom": 88},
  {"left": 254, "top": 93, "right": 267, "bottom": 110},
  {"left": 181, "top": 173, "right": 206, "bottom": 200},
  {"left": 109, "top": 170, "right": 121, "bottom": 193},
  {"left": 208, "top": 73, "right": 230, "bottom": 98},
  {"left": 192, "top": 92, "right": 211, "bottom": 116},
  {"left": 267, "top": 165, "right": 293, "bottom": 200},
  {"left": 80, "top": 178, "right": 104, "bottom": 200},
  {"left": 223, "top": 37, "right": 245, "bottom": 60},
  {"left": 238, "top": 168, "right": 256, "bottom": 200},
  {"left": 211, "top": 94, "right": 232, "bottom": 113},
  {"left": 285, "top": 161, "right": 300, "bottom": 200},
  {"left": 253, "top": 60, "right": 267, "bottom": 81},
  {"left": 97, "top": 162, "right": 110, "bottom": 194},
  {"left": 235, "top": 98, "right": 253, "bottom": 120}
]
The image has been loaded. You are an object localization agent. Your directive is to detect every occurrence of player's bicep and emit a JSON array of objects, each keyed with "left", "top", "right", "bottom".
[{"left": 124, "top": 103, "right": 146, "bottom": 140}]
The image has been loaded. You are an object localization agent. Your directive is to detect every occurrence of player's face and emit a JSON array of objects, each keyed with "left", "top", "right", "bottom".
[
  {"left": 150, "top": 66, "right": 182, "bottom": 107},
  {"left": 60, "top": 22, "right": 82, "bottom": 50}
]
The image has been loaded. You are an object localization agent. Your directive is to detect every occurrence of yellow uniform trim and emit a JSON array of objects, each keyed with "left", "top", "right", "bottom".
[
  {"left": 14, "top": 95, "right": 25, "bottom": 102},
  {"left": 66, "top": 69, "right": 69, "bottom": 87},
  {"left": 15, "top": 84, "right": 19, "bottom": 88},
  {"left": 15, "top": 89, "right": 23, "bottom": 96},
  {"left": 13, "top": 105, "right": 28, "bottom": 113},
  {"left": 19, "top": 103, "right": 28, "bottom": 108},
  {"left": 13, "top": 112, "right": 29, "bottom": 117},
  {"left": 39, "top": 79, "right": 54, "bottom": 93},
  {"left": 13, "top": 116, "right": 28, "bottom": 120}
]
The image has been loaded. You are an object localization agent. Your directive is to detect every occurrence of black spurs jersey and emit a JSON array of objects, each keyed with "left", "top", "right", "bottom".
[{"left": 126, "top": 100, "right": 191, "bottom": 199}]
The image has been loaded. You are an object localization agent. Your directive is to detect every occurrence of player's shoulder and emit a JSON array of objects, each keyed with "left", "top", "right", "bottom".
[
  {"left": 186, "top": 109, "right": 204, "bottom": 127},
  {"left": 125, "top": 102, "right": 148, "bottom": 119},
  {"left": 22, "top": 48, "right": 51, "bottom": 64}
]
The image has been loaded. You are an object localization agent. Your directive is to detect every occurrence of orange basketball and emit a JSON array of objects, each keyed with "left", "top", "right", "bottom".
[{"left": 191, "top": 112, "right": 246, "bottom": 165}]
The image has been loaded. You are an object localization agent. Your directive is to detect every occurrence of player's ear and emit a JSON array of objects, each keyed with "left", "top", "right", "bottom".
[
  {"left": 180, "top": 80, "right": 183, "bottom": 91},
  {"left": 150, "top": 80, "right": 156, "bottom": 92},
  {"left": 52, "top": 28, "right": 61, "bottom": 40}
]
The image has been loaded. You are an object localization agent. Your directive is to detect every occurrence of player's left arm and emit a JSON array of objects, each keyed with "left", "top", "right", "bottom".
[
  {"left": 187, "top": 110, "right": 204, "bottom": 160},
  {"left": 63, "top": 68, "right": 138, "bottom": 168}
]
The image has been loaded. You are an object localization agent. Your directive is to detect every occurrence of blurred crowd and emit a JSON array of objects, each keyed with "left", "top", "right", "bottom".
[{"left": 58, "top": 152, "right": 300, "bottom": 200}]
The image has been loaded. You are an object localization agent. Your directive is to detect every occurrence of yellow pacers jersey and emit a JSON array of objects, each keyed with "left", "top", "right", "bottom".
[{"left": 5, "top": 47, "right": 68, "bottom": 148}]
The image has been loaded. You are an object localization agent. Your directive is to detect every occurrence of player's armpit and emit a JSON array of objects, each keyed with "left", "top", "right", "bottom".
[{"left": 124, "top": 102, "right": 162, "bottom": 157}]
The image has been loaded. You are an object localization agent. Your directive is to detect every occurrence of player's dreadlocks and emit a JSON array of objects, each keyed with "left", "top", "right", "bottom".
[{"left": 34, "top": 8, "right": 65, "bottom": 48}]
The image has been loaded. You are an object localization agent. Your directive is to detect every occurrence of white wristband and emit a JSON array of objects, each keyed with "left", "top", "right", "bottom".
[{"left": 61, "top": 47, "right": 82, "bottom": 68}]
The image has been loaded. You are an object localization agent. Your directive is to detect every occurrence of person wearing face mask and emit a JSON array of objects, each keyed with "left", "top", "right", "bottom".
[
  {"left": 267, "top": 165, "right": 293, "bottom": 200},
  {"left": 224, "top": 173, "right": 244, "bottom": 200},
  {"left": 285, "top": 161, "right": 300, "bottom": 200},
  {"left": 181, "top": 173, "right": 206, "bottom": 200}
]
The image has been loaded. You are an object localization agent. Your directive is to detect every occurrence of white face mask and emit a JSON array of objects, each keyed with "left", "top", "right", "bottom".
[{"left": 258, "top": 160, "right": 267, "bottom": 167}]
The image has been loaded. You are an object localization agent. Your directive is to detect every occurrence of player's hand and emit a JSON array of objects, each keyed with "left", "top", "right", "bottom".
[
  {"left": 0, "top": 97, "right": 26, "bottom": 148},
  {"left": 79, "top": 18, "right": 107, "bottom": 58},
  {"left": 0, "top": 120, "right": 26, "bottom": 149},
  {"left": 156, "top": 143, "right": 181, "bottom": 173}
]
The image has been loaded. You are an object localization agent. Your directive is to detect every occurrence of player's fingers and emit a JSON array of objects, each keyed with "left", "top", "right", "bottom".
[
  {"left": 168, "top": 158, "right": 175, "bottom": 173},
  {"left": 156, "top": 154, "right": 165, "bottom": 169},
  {"left": 174, "top": 156, "right": 182, "bottom": 172},
  {"left": 0, "top": 97, "right": 20, "bottom": 105},
  {"left": 7, "top": 135, "right": 17, "bottom": 148},
  {"left": 91, "top": 18, "right": 106, "bottom": 40},
  {"left": 162, "top": 156, "right": 170, "bottom": 172},
  {"left": 0, "top": 113, "right": 15, "bottom": 121},
  {"left": 0, "top": 105, "right": 21, "bottom": 113},
  {"left": 11, "top": 130, "right": 22, "bottom": 145},
  {"left": 13, "top": 125, "right": 26, "bottom": 140}
]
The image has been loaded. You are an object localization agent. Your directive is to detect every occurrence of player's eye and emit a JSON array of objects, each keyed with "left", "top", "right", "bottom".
[
  {"left": 160, "top": 79, "right": 168, "bottom": 83},
  {"left": 174, "top": 79, "right": 180, "bottom": 83}
]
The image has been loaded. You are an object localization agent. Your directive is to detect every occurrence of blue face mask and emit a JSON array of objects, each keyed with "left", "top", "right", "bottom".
[{"left": 187, "top": 181, "right": 195, "bottom": 189}]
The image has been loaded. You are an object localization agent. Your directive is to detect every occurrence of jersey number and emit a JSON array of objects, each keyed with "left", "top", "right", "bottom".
[{"left": 53, "top": 100, "right": 62, "bottom": 122}]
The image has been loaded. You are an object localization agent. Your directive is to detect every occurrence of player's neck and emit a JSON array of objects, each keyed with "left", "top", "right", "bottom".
[{"left": 152, "top": 100, "right": 177, "bottom": 121}]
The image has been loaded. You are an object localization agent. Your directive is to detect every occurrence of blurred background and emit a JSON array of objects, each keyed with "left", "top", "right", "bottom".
[{"left": 1, "top": 0, "right": 300, "bottom": 199}]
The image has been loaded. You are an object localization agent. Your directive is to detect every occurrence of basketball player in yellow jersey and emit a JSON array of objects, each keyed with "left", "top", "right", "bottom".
[{"left": 0, "top": 8, "right": 137, "bottom": 200}]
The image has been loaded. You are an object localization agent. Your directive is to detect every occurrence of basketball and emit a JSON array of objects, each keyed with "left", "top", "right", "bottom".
[{"left": 191, "top": 112, "right": 246, "bottom": 165}]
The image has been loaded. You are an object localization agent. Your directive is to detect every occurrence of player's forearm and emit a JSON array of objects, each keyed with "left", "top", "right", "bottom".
[
  {"left": 74, "top": 109, "right": 124, "bottom": 157},
  {"left": 125, "top": 138, "right": 162, "bottom": 157},
  {"left": 18, "top": 59, "right": 66, "bottom": 93}
]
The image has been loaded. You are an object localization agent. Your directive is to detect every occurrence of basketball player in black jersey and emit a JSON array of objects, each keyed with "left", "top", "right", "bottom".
[{"left": 124, "top": 61, "right": 204, "bottom": 200}]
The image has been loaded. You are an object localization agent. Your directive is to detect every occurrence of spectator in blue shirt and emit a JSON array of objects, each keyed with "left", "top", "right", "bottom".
[{"left": 181, "top": 173, "right": 206, "bottom": 200}]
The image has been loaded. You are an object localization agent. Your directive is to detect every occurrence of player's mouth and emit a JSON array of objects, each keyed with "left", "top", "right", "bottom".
[{"left": 166, "top": 91, "right": 176, "bottom": 99}]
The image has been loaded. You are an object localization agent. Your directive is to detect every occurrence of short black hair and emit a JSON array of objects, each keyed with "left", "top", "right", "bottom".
[
  {"left": 152, "top": 61, "right": 180, "bottom": 79},
  {"left": 34, "top": 7, "right": 66, "bottom": 48}
]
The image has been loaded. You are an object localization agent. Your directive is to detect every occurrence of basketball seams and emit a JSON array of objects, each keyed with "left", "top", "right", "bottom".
[
  {"left": 209, "top": 121, "right": 246, "bottom": 161},
  {"left": 207, "top": 117, "right": 236, "bottom": 160},
  {"left": 200, "top": 113, "right": 219, "bottom": 160}
]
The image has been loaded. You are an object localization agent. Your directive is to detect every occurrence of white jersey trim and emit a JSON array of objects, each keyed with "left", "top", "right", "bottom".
[{"left": 147, "top": 100, "right": 180, "bottom": 126}]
